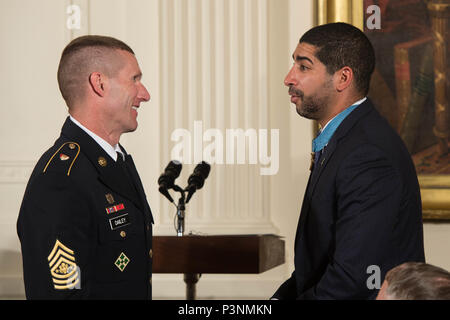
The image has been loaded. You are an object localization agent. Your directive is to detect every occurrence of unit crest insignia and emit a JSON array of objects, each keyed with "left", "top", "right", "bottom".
[{"left": 105, "top": 193, "right": 115, "bottom": 204}]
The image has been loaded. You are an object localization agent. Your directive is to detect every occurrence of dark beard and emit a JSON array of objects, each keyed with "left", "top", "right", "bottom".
[
  {"left": 290, "top": 81, "right": 332, "bottom": 120},
  {"left": 297, "top": 94, "right": 326, "bottom": 120}
]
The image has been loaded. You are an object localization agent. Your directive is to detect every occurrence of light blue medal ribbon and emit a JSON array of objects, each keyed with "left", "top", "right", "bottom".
[{"left": 312, "top": 103, "right": 360, "bottom": 152}]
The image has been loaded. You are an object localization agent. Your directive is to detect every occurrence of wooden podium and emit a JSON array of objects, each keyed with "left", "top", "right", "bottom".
[{"left": 153, "top": 234, "right": 285, "bottom": 299}]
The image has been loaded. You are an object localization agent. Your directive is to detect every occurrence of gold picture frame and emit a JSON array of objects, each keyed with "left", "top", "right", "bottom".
[{"left": 314, "top": 0, "right": 450, "bottom": 221}]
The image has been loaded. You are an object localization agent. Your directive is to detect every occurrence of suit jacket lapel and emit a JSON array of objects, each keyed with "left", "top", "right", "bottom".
[
  {"left": 294, "top": 173, "right": 313, "bottom": 250},
  {"left": 123, "top": 154, "right": 154, "bottom": 224},
  {"left": 307, "top": 140, "right": 337, "bottom": 198},
  {"left": 97, "top": 163, "right": 143, "bottom": 211},
  {"left": 295, "top": 99, "right": 376, "bottom": 243},
  {"left": 307, "top": 99, "right": 374, "bottom": 198}
]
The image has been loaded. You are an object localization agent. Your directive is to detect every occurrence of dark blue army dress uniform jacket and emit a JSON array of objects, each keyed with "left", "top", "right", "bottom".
[
  {"left": 17, "top": 117, "right": 154, "bottom": 299},
  {"left": 272, "top": 98, "right": 425, "bottom": 300}
]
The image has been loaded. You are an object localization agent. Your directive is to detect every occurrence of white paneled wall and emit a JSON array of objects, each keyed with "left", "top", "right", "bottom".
[{"left": 157, "top": 0, "right": 276, "bottom": 235}]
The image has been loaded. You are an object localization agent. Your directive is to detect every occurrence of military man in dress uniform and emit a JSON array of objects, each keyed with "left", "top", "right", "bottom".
[{"left": 17, "top": 35, "right": 154, "bottom": 299}]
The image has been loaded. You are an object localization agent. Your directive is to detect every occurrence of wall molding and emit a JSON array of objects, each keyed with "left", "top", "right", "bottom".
[{"left": 0, "top": 161, "right": 34, "bottom": 184}]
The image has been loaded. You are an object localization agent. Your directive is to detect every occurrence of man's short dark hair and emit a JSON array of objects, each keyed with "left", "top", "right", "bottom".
[
  {"left": 300, "top": 22, "right": 375, "bottom": 96},
  {"left": 385, "top": 262, "right": 450, "bottom": 300},
  {"left": 57, "top": 35, "right": 134, "bottom": 108}
]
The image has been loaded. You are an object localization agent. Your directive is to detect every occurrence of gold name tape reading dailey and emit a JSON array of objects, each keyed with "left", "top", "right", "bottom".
[{"left": 47, "top": 239, "right": 80, "bottom": 290}]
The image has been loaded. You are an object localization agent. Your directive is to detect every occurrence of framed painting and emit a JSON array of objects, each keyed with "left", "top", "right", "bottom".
[{"left": 315, "top": 0, "right": 450, "bottom": 220}]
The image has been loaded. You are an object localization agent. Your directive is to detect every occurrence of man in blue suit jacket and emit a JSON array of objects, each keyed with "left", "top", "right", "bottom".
[{"left": 272, "top": 23, "right": 425, "bottom": 300}]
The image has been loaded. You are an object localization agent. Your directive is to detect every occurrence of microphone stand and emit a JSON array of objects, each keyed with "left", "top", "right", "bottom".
[
  {"left": 171, "top": 186, "right": 200, "bottom": 299},
  {"left": 172, "top": 185, "right": 186, "bottom": 237},
  {"left": 159, "top": 162, "right": 210, "bottom": 299}
]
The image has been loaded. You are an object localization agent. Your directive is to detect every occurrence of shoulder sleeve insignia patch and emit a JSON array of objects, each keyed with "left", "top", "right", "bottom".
[
  {"left": 114, "top": 252, "right": 130, "bottom": 272},
  {"left": 47, "top": 239, "right": 81, "bottom": 290}
]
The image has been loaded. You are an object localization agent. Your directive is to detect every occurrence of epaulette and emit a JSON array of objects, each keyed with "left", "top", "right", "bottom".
[{"left": 43, "top": 142, "right": 81, "bottom": 176}]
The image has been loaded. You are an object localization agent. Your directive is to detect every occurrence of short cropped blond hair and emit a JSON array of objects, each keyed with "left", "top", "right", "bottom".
[{"left": 57, "top": 35, "right": 134, "bottom": 108}]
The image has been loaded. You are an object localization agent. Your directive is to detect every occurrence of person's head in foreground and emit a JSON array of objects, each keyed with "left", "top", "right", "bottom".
[{"left": 377, "top": 262, "right": 450, "bottom": 300}]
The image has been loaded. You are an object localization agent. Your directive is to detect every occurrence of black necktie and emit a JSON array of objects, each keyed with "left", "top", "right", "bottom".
[
  {"left": 116, "top": 152, "right": 124, "bottom": 164},
  {"left": 117, "top": 151, "right": 133, "bottom": 185},
  {"left": 118, "top": 153, "right": 140, "bottom": 197}
]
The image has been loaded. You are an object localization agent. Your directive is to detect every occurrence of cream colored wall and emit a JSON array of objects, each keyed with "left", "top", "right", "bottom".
[
  {"left": 0, "top": 0, "right": 69, "bottom": 297},
  {"left": 0, "top": 0, "right": 448, "bottom": 300},
  {"left": 423, "top": 223, "right": 450, "bottom": 269}
]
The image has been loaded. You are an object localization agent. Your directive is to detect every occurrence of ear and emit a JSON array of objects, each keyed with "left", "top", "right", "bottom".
[
  {"left": 88, "top": 72, "right": 107, "bottom": 97},
  {"left": 334, "top": 66, "right": 353, "bottom": 92}
]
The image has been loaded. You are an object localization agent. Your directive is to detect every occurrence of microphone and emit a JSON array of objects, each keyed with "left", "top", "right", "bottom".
[
  {"left": 185, "top": 161, "right": 210, "bottom": 203},
  {"left": 158, "top": 160, "right": 182, "bottom": 202}
]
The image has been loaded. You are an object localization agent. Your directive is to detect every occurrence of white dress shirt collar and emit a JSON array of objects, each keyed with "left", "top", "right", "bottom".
[{"left": 69, "top": 116, "right": 124, "bottom": 162}]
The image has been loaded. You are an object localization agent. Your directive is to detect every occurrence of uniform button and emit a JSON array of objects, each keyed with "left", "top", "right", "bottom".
[
  {"left": 146, "top": 224, "right": 150, "bottom": 231},
  {"left": 120, "top": 231, "right": 126, "bottom": 238},
  {"left": 149, "top": 249, "right": 153, "bottom": 259},
  {"left": 149, "top": 278, "right": 152, "bottom": 285},
  {"left": 98, "top": 156, "right": 107, "bottom": 167}
]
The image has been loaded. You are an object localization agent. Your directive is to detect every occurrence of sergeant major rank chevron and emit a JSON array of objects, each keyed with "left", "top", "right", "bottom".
[{"left": 47, "top": 239, "right": 81, "bottom": 290}]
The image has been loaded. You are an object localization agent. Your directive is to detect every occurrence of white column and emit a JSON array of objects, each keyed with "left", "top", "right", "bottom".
[{"left": 156, "top": 0, "right": 277, "bottom": 235}]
